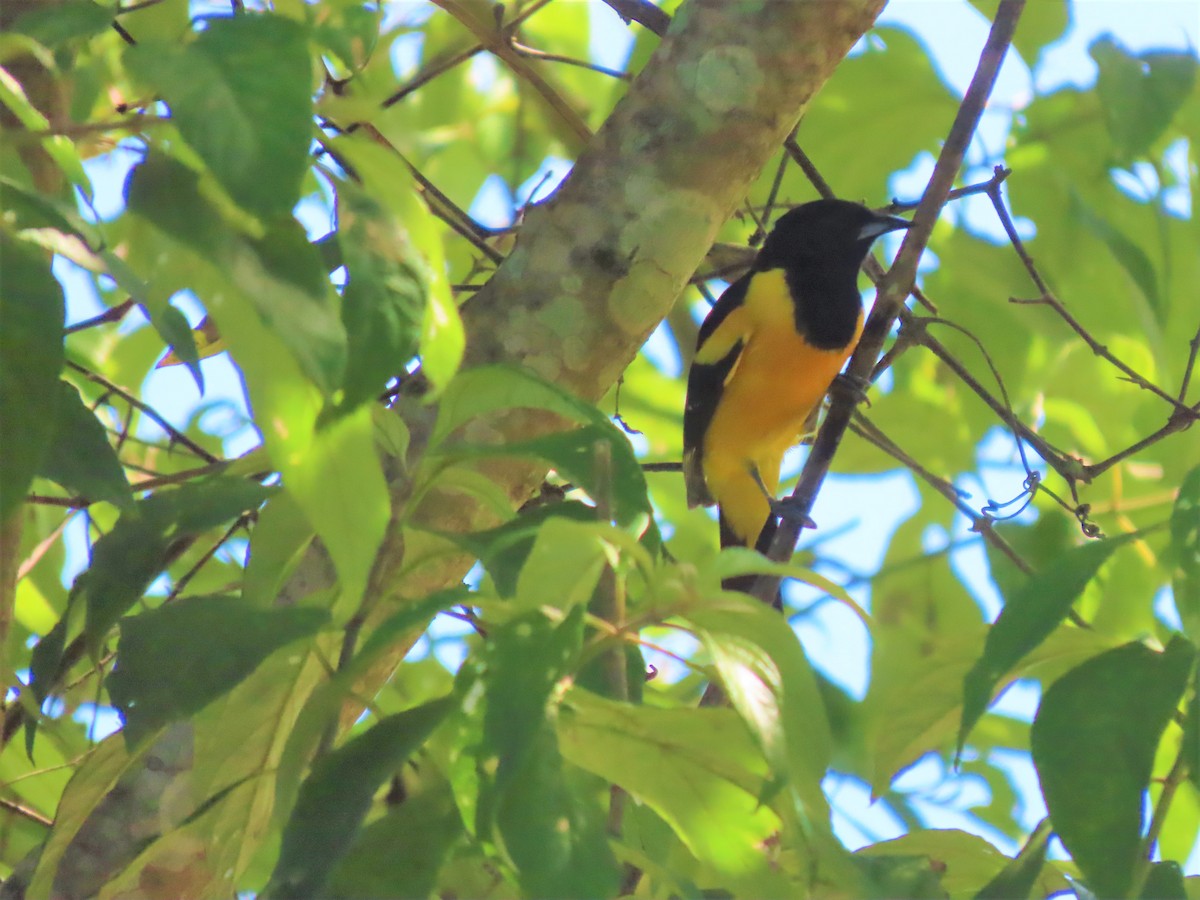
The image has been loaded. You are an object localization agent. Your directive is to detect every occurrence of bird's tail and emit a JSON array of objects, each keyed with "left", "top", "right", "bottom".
[{"left": 718, "top": 510, "right": 783, "bottom": 611}]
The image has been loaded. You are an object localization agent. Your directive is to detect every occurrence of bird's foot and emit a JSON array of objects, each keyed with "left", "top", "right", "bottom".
[
  {"left": 767, "top": 494, "right": 817, "bottom": 531},
  {"left": 832, "top": 372, "right": 871, "bottom": 408},
  {"left": 747, "top": 465, "right": 817, "bottom": 530}
]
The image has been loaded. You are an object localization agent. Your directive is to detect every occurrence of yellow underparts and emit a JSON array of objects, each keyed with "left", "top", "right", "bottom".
[{"left": 698, "top": 269, "right": 862, "bottom": 545}]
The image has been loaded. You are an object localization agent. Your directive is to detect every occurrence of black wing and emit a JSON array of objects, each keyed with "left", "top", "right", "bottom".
[{"left": 682, "top": 274, "right": 751, "bottom": 508}]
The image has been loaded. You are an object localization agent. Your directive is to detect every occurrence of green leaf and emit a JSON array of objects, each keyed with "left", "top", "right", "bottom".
[
  {"left": 559, "top": 688, "right": 780, "bottom": 875},
  {"left": 796, "top": 26, "right": 958, "bottom": 203},
  {"left": 852, "top": 854, "right": 948, "bottom": 899},
  {"left": 37, "top": 381, "right": 132, "bottom": 508},
  {"left": 1186, "top": 686, "right": 1200, "bottom": 794},
  {"left": 512, "top": 517, "right": 614, "bottom": 613},
  {"left": 125, "top": 155, "right": 346, "bottom": 395},
  {"left": 0, "top": 233, "right": 65, "bottom": 522},
  {"left": 479, "top": 609, "right": 584, "bottom": 798},
  {"left": 857, "top": 829, "right": 1017, "bottom": 899},
  {"left": 1091, "top": 36, "right": 1197, "bottom": 163},
  {"left": 282, "top": 403, "right": 390, "bottom": 619},
  {"left": 1031, "top": 637, "right": 1195, "bottom": 899},
  {"left": 450, "top": 607, "right": 619, "bottom": 897},
  {"left": 275, "top": 588, "right": 466, "bottom": 821},
  {"left": 495, "top": 718, "right": 618, "bottom": 899},
  {"left": 73, "top": 477, "right": 274, "bottom": 653},
  {"left": 334, "top": 177, "right": 426, "bottom": 411},
  {"left": 959, "top": 533, "right": 1140, "bottom": 753},
  {"left": 106, "top": 594, "right": 329, "bottom": 747},
  {"left": 8, "top": 0, "right": 112, "bottom": 46},
  {"left": 430, "top": 363, "right": 614, "bottom": 448},
  {"left": 124, "top": 15, "right": 314, "bottom": 217},
  {"left": 974, "top": 818, "right": 1052, "bottom": 899},
  {"left": 312, "top": 3, "right": 382, "bottom": 75},
  {"left": 445, "top": 423, "right": 653, "bottom": 528},
  {"left": 0, "top": 70, "right": 92, "bottom": 196},
  {"left": 445, "top": 500, "right": 598, "bottom": 597},
  {"left": 966, "top": 0, "right": 1068, "bottom": 68},
  {"left": 147, "top": 302, "right": 204, "bottom": 392},
  {"left": 1171, "top": 466, "right": 1200, "bottom": 639},
  {"left": 1140, "top": 862, "right": 1187, "bottom": 900},
  {"left": 26, "top": 617, "right": 67, "bottom": 755},
  {"left": 684, "top": 594, "right": 832, "bottom": 820},
  {"left": 266, "top": 695, "right": 457, "bottom": 900},
  {"left": 1070, "top": 190, "right": 1163, "bottom": 322},
  {"left": 330, "top": 137, "right": 462, "bottom": 394},
  {"left": 328, "top": 782, "right": 463, "bottom": 900},
  {"left": 126, "top": 156, "right": 386, "bottom": 612},
  {"left": 23, "top": 734, "right": 142, "bottom": 898},
  {"left": 242, "top": 491, "right": 316, "bottom": 607}
]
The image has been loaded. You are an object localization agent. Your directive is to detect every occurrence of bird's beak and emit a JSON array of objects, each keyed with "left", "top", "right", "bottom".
[{"left": 858, "top": 214, "right": 912, "bottom": 240}]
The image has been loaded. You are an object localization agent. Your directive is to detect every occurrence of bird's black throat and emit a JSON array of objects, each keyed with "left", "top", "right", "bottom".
[{"left": 782, "top": 258, "right": 864, "bottom": 350}]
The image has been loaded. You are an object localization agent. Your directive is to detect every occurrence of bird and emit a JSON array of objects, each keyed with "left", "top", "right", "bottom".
[{"left": 682, "top": 199, "right": 911, "bottom": 598}]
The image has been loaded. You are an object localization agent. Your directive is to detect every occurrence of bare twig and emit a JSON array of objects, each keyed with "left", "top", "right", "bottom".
[
  {"left": 1082, "top": 412, "right": 1197, "bottom": 481},
  {"left": 432, "top": 0, "right": 592, "bottom": 150},
  {"left": 0, "top": 797, "right": 53, "bottom": 828},
  {"left": 381, "top": 43, "right": 483, "bottom": 109},
  {"left": 163, "top": 513, "right": 251, "bottom": 603},
  {"left": 988, "top": 182, "right": 1198, "bottom": 422},
  {"left": 1130, "top": 738, "right": 1190, "bottom": 898},
  {"left": 64, "top": 300, "right": 135, "bottom": 335},
  {"left": 758, "top": 134, "right": 795, "bottom": 235},
  {"left": 882, "top": 169, "right": 1010, "bottom": 214},
  {"left": 1177, "top": 320, "right": 1200, "bottom": 402},
  {"left": 599, "top": 0, "right": 670, "bottom": 37},
  {"left": 65, "top": 361, "right": 220, "bottom": 464},
  {"left": 783, "top": 138, "right": 835, "bottom": 199},
  {"left": 509, "top": 40, "right": 632, "bottom": 81},
  {"left": 331, "top": 126, "right": 504, "bottom": 265},
  {"left": 898, "top": 311, "right": 1083, "bottom": 484},
  {"left": 849, "top": 414, "right": 1091, "bottom": 629}
]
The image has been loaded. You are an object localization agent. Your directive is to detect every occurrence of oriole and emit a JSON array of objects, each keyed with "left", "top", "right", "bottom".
[{"left": 683, "top": 199, "right": 911, "bottom": 572}]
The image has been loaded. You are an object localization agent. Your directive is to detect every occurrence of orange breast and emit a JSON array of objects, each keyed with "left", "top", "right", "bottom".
[{"left": 698, "top": 269, "right": 863, "bottom": 544}]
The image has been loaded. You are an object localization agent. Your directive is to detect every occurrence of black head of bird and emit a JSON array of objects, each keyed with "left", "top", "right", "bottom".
[{"left": 756, "top": 198, "right": 912, "bottom": 274}]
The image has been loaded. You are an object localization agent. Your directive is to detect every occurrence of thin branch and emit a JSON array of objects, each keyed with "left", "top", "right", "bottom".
[
  {"left": 849, "top": 413, "right": 1091, "bottom": 628},
  {"left": 898, "top": 311, "right": 1083, "bottom": 485},
  {"left": 882, "top": 168, "right": 1010, "bottom": 214},
  {"left": 163, "top": 513, "right": 252, "bottom": 603},
  {"left": 65, "top": 300, "right": 136, "bottom": 336},
  {"left": 509, "top": 40, "right": 632, "bottom": 81},
  {"left": 849, "top": 415, "right": 1031, "bottom": 577},
  {"left": 432, "top": 0, "right": 592, "bottom": 151},
  {"left": 599, "top": 0, "right": 670, "bottom": 37},
  {"left": 12, "top": 118, "right": 165, "bottom": 143},
  {"left": 1177, "top": 319, "right": 1200, "bottom": 402},
  {"left": 26, "top": 495, "right": 86, "bottom": 508},
  {"left": 327, "top": 126, "right": 504, "bottom": 265},
  {"left": 783, "top": 138, "right": 835, "bottom": 199},
  {"left": 754, "top": 0, "right": 1025, "bottom": 605},
  {"left": 65, "top": 361, "right": 220, "bottom": 464},
  {"left": 988, "top": 183, "right": 1198, "bottom": 422},
  {"left": 17, "top": 516, "right": 71, "bottom": 583},
  {"left": 1130, "top": 736, "right": 1190, "bottom": 898},
  {"left": 758, "top": 132, "right": 796, "bottom": 235},
  {"left": 381, "top": 43, "right": 483, "bottom": 110},
  {"left": 0, "top": 797, "right": 53, "bottom": 828},
  {"left": 1082, "top": 411, "right": 1196, "bottom": 481}
]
